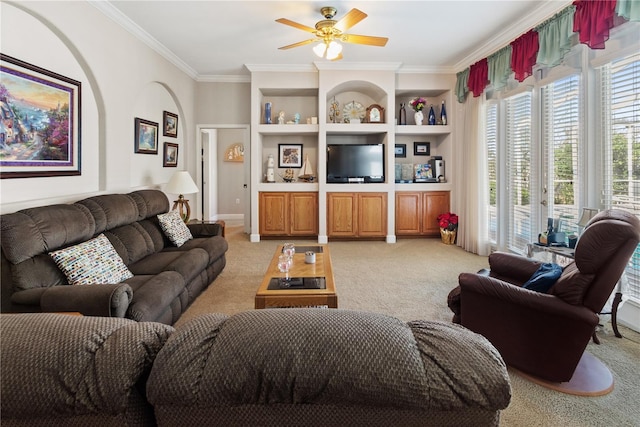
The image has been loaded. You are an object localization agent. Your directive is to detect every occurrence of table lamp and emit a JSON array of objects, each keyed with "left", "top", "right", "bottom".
[
  {"left": 165, "top": 171, "right": 199, "bottom": 222},
  {"left": 578, "top": 208, "right": 599, "bottom": 233}
]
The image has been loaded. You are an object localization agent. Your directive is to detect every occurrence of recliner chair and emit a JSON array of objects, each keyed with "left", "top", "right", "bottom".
[{"left": 448, "top": 209, "right": 640, "bottom": 383}]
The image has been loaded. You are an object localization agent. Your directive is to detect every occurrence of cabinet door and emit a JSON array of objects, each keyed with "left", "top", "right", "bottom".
[
  {"left": 422, "top": 191, "right": 451, "bottom": 236},
  {"left": 327, "top": 193, "right": 357, "bottom": 237},
  {"left": 259, "top": 192, "right": 288, "bottom": 235},
  {"left": 395, "top": 192, "right": 422, "bottom": 235},
  {"left": 358, "top": 193, "right": 387, "bottom": 237},
  {"left": 290, "top": 192, "right": 318, "bottom": 236}
]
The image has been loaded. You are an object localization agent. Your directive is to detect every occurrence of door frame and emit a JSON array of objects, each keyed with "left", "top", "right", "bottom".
[{"left": 196, "top": 124, "right": 251, "bottom": 234}]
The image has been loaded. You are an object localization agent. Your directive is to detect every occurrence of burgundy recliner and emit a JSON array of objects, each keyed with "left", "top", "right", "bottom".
[{"left": 448, "top": 209, "right": 640, "bottom": 383}]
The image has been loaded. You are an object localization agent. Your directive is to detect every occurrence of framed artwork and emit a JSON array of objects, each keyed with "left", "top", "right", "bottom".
[
  {"left": 278, "top": 144, "right": 302, "bottom": 168},
  {"left": 0, "top": 54, "right": 81, "bottom": 179},
  {"left": 414, "top": 142, "right": 431, "bottom": 156},
  {"left": 163, "top": 111, "right": 178, "bottom": 137},
  {"left": 134, "top": 118, "right": 158, "bottom": 154},
  {"left": 395, "top": 144, "right": 406, "bottom": 158},
  {"left": 163, "top": 142, "right": 178, "bottom": 167}
]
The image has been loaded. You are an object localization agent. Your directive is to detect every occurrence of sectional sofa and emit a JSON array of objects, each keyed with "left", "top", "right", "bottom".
[
  {"left": 0, "top": 189, "right": 228, "bottom": 324},
  {"left": 0, "top": 310, "right": 512, "bottom": 426}
]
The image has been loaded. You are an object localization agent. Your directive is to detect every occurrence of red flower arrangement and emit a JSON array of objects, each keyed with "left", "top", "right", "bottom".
[
  {"left": 409, "top": 97, "right": 427, "bottom": 112},
  {"left": 437, "top": 212, "right": 458, "bottom": 231}
]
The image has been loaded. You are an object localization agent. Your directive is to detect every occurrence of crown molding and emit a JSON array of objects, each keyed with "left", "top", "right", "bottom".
[
  {"left": 197, "top": 74, "right": 251, "bottom": 83},
  {"left": 454, "top": 0, "right": 573, "bottom": 72},
  {"left": 397, "top": 65, "right": 456, "bottom": 74},
  {"left": 244, "top": 64, "right": 318, "bottom": 73},
  {"left": 313, "top": 61, "right": 402, "bottom": 71},
  {"left": 89, "top": 0, "right": 199, "bottom": 80}
]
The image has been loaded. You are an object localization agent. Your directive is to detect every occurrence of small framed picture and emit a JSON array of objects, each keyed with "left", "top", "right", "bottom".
[
  {"left": 278, "top": 144, "right": 303, "bottom": 168},
  {"left": 395, "top": 144, "right": 407, "bottom": 158},
  {"left": 414, "top": 142, "right": 431, "bottom": 156},
  {"left": 134, "top": 118, "right": 158, "bottom": 154},
  {"left": 163, "top": 142, "right": 178, "bottom": 167},
  {"left": 163, "top": 111, "right": 178, "bottom": 137}
]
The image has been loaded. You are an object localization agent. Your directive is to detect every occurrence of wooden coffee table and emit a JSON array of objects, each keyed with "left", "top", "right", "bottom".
[{"left": 255, "top": 244, "right": 337, "bottom": 309}]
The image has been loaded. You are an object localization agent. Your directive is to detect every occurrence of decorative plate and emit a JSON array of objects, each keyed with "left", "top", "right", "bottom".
[{"left": 343, "top": 101, "right": 365, "bottom": 123}]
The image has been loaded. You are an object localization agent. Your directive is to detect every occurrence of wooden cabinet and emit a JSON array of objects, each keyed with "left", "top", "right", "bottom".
[
  {"left": 396, "top": 191, "right": 450, "bottom": 236},
  {"left": 327, "top": 192, "right": 387, "bottom": 238},
  {"left": 259, "top": 192, "right": 318, "bottom": 237}
]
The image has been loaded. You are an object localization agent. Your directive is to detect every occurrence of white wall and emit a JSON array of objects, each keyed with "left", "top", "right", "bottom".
[{"left": 1, "top": 1, "right": 197, "bottom": 213}]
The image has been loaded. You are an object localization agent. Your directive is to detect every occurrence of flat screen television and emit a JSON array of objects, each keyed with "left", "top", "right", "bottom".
[{"left": 326, "top": 144, "right": 385, "bottom": 183}]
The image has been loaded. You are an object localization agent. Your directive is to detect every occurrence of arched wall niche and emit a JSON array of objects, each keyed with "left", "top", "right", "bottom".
[{"left": 1, "top": 2, "right": 102, "bottom": 210}]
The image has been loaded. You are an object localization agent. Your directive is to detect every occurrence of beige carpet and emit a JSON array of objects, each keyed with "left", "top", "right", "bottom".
[{"left": 178, "top": 224, "right": 640, "bottom": 426}]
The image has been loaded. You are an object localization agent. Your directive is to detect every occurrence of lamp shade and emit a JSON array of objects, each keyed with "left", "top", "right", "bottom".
[
  {"left": 165, "top": 171, "right": 199, "bottom": 195},
  {"left": 578, "top": 208, "right": 599, "bottom": 227}
]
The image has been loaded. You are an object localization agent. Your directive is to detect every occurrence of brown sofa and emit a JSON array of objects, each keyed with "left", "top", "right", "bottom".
[
  {"left": 1, "top": 310, "right": 512, "bottom": 426},
  {"left": 0, "top": 189, "right": 228, "bottom": 324}
]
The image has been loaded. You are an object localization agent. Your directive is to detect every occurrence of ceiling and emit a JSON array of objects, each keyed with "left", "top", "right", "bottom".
[{"left": 96, "top": 1, "right": 571, "bottom": 81}]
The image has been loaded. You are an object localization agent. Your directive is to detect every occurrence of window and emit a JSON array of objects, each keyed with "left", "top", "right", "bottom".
[
  {"left": 541, "top": 74, "right": 582, "bottom": 235},
  {"left": 505, "top": 92, "right": 533, "bottom": 253},
  {"left": 486, "top": 103, "right": 498, "bottom": 243},
  {"left": 599, "top": 52, "right": 640, "bottom": 301}
]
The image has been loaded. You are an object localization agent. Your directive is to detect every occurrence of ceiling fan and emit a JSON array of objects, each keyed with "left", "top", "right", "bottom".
[{"left": 276, "top": 6, "right": 388, "bottom": 60}]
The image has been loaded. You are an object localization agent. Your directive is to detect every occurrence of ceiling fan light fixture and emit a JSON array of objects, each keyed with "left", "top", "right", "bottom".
[
  {"left": 313, "top": 42, "right": 327, "bottom": 58},
  {"left": 326, "top": 41, "right": 342, "bottom": 60}
]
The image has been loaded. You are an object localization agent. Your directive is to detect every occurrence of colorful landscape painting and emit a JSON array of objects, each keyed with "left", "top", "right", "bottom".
[{"left": 0, "top": 54, "right": 80, "bottom": 178}]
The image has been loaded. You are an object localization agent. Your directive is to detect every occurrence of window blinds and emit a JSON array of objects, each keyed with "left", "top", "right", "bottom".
[
  {"left": 486, "top": 103, "right": 498, "bottom": 243},
  {"left": 542, "top": 74, "right": 582, "bottom": 234},
  {"left": 600, "top": 52, "right": 640, "bottom": 300},
  {"left": 506, "top": 92, "right": 533, "bottom": 252}
]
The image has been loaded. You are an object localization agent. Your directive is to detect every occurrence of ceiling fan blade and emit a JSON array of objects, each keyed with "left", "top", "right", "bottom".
[
  {"left": 334, "top": 8, "right": 367, "bottom": 33},
  {"left": 278, "top": 39, "right": 317, "bottom": 50},
  {"left": 275, "top": 18, "right": 316, "bottom": 33},
  {"left": 341, "top": 34, "right": 388, "bottom": 47}
]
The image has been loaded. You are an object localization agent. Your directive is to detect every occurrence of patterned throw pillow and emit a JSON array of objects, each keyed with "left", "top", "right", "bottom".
[
  {"left": 157, "top": 210, "right": 193, "bottom": 247},
  {"left": 49, "top": 234, "right": 133, "bottom": 285}
]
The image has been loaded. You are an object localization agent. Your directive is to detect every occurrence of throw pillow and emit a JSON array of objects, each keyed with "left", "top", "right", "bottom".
[
  {"left": 49, "top": 234, "right": 133, "bottom": 286},
  {"left": 157, "top": 210, "right": 193, "bottom": 247},
  {"left": 522, "top": 263, "right": 563, "bottom": 293}
]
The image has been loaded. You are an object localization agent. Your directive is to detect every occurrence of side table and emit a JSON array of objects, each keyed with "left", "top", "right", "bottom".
[
  {"left": 188, "top": 219, "right": 225, "bottom": 237},
  {"left": 526, "top": 243, "right": 624, "bottom": 342}
]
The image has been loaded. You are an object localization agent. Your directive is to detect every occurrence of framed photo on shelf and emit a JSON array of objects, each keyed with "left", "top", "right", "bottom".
[
  {"left": 0, "top": 54, "right": 81, "bottom": 179},
  {"left": 163, "top": 111, "right": 178, "bottom": 137},
  {"left": 163, "top": 142, "right": 178, "bottom": 167},
  {"left": 278, "top": 144, "right": 303, "bottom": 168},
  {"left": 413, "top": 142, "right": 431, "bottom": 156},
  {"left": 134, "top": 118, "right": 158, "bottom": 154},
  {"left": 395, "top": 144, "right": 407, "bottom": 158}
]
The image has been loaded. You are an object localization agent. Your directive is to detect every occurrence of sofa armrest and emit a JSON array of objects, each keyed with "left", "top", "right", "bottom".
[
  {"left": 38, "top": 283, "right": 133, "bottom": 317},
  {"left": 488, "top": 252, "right": 542, "bottom": 285},
  {"left": 1, "top": 313, "right": 173, "bottom": 424},
  {"left": 187, "top": 221, "right": 224, "bottom": 238}
]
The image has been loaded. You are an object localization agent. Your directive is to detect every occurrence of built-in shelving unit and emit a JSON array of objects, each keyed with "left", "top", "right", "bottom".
[{"left": 248, "top": 65, "right": 455, "bottom": 243}]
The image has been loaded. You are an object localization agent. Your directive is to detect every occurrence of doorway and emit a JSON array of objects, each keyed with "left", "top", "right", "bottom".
[{"left": 196, "top": 125, "right": 250, "bottom": 234}]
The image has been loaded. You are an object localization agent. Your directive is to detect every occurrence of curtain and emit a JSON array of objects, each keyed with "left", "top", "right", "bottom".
[
  {"left": 468, "top": 59, "right": 489, "bottom": 97},
  {"left": 488, "top": 46, "right": 512, "bottom": 91},
  {"left": 616, "top": 0, "right": 640, "bottom": 21},
  {"left": 537, "top": 5, "right": 576, "bottom": 67},
  {"left": 511, "top": 29, "right": 539, "bottom": 82},
  {"left": 573, "top": 0, "right": 617, "bottom": 49},
  {"left": 455, "top": 95, "right": 490, "bottom": 256},
  {"left": 455, "top": 68, "right": 470, "bottom": 103}
]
